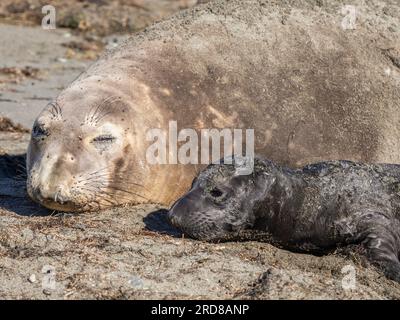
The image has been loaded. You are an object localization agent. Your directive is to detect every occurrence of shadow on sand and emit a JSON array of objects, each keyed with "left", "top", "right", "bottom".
[
  {"left": 143, "top": 209, "right": 183, "bottom": 238},
  {"left": 0, "top": 153, "right": 51, "bottom": 216}
]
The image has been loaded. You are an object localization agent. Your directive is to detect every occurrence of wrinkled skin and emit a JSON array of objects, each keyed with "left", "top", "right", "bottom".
[
  {"left": 26, "top": 84, "right": 147, "bottom": 212},
  {"left": 168, "top": 157, "right": 400, "bottom": 282}
]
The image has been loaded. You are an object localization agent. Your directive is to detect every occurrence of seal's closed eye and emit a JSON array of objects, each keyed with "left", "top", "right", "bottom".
[{"left": 92, "top": 134, "right": 116, "bottom": 144}]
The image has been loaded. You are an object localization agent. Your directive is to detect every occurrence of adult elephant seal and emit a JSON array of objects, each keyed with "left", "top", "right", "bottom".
[
  {"left": 26, "top": 0, "right": 400, "bottom": 211},
  {"left": 168, "top": 157, "right": 400, "bottom": 282}
]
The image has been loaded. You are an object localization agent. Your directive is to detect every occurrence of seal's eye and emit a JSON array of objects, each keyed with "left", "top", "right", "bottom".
[
  {"left": 92, "top": 134, "right": 116, "bottom": 144},
  {"left": 210, "top": 187, "right": 223, "bottom": 198},
  {"left": 32, "top": 124, "right": 48, "bottom": 140}
]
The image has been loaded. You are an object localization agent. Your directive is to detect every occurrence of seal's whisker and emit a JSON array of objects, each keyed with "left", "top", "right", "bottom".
[
  {"left": 94, "top": 111, "right": 113, "bottom": 124},
  {"left": 47, "top": 106, "right": 56, "bottom": 118},
  {"left": 108, "top": 179, "right": 145, "bottom": 188},
  {"left": 55, "top": 101, "right": 62, "bottom": 118},
  {"left": 88, "top": 96, "right": 121, "bottom": 125},
  {"left": 9, "top": 176, "right": 27, "bottom": 181},
  {"left": 90, "top": 178, "right": 146, "bottom": 191},
  {"left": 78, "top": 173, "right": 111, "bottom": 182},
  {"left": 96, "top": 96, "right": 121, "bottom": 112},
  {"left": 92, "top": 99, "right": 121, "bottom": 124},
  {"left": 79, "top": 186, "right": 128, "bottom": 207},
  {"left": 47, "top": 101, "right": 63, "bottom": 120},
  {"left": 79, "top": 175, "right": 109, "bottom": 183},
  {"left": 78, "top": 180, "right": 106, "bottom": 186},
  {"left": 91, "top": 185, "right": 149, "bottom": 200},
  {"left": 75, "top": 169, "right": 112, "bottom": 182},
  {"left": 26, "top": 205, "right": 49, "bottom": 217},
  {"left": 87, "top": 97, "right": 114, "bottom": 124},
  {"left": 85, "top": 165, "right": 114, "bottom": 176},
  {"left": 71, "top": 186, "right": 118, "bottom": 208},
  {"left": 86, "top": 168, "right": 110, "bottom": 176},
  {"left": 82, "top": 173, "right": 146, "bottom": 189},
  {"left": 16, "top": 162, "right": 26, "bottom": 169},
  {"left": 104, "top": 185, "right": 149, "bottom": 201},
  {"left": 100, "top": 191, "right": 139, "bottom": 204},
  {"left": 78, "top": 185, "right": 101, "bottom": 192}
]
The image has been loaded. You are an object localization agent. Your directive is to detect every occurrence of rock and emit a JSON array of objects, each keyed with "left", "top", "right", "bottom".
[
  {"left": 42, "top": 289, "right": 52, "bottom": 296},
  {"left": 128, "top": 276, "right": 144, "bottom": 289},
  {"left": 28, "top": 274, "right": 36, "bottom": 283}
]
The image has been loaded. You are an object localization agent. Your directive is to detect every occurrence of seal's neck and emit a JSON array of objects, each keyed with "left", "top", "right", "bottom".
[{"left": 252, "top": 164, "right": 306, "bottom": 233}]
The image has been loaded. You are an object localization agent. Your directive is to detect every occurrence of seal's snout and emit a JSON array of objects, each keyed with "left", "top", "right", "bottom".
[
  {"left": 167, "top": 189, "right": 205, "bottom": 232},
  {"left": 167, "top": 188, "right": 230, "bottom": 241},
  {"left": 167, "top": 210, "right": 180, "bottom": 228},
  {"left": 167, "top": 197, "right": 191, "bottom": 229},
  {"left": 53, "top": 188, "right": 71, "bottom": 205},
  {"left": 34, "top": 182, "right": 74, "bottom": 210}
]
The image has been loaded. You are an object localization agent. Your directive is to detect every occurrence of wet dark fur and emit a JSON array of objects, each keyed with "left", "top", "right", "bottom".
[{"left": 168, "top": 157, "right": 400, "bottom": 282}]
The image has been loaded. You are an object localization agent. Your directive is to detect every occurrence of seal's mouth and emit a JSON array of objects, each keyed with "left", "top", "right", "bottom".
[
  {"left": 32, "top": 193, "right": 78, "bottom": 212},
  {"left": 167, "top": 209, "right": 182, "bottom": 229},
  {"left": 168, "top": 202, "right": 230, "bottom": 241},
  {"left": 39, "top": 199, "right": 78, "bottom": 212},
  {"left": 28, "top": 186, "right": 80, "bottom": 212}
]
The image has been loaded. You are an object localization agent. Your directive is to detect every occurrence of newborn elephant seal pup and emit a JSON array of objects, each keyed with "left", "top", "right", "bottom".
[{"left": 168, "top": 157, "right": 400, "bottom": 282}]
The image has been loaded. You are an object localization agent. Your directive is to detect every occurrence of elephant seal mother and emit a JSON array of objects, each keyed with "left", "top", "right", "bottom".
[
  {"left": 168, "top": 157, "right": 400, "bottom": 282},
  {"left": 26, "top": 0, "right": 400, "bottom": 211}
]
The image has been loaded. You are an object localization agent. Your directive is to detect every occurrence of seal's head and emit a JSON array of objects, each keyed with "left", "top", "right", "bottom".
[
  {"left": 26, "top": 84, "right": 146, "bottom": 212},
  {"left": 167, "top": 157, "right": 277, "bottom": 241}
]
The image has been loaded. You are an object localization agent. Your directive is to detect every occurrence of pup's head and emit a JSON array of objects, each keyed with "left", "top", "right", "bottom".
[{"left": 168, "top": 157, "right": 277, "bottom": 241}]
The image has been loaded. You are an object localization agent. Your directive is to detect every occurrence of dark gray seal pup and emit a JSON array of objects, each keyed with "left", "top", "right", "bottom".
[{"left": 168, "top": 157, "right": 400, "bottom": 282}]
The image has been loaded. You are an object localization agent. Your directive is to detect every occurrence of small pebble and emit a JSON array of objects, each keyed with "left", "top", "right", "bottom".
[
  {"left": 128, "top": 276, "right": 144, "bottom": 289},
  {"left": 43, "top": 289, "right": 52, "bottom": 296},
  {"left": 28, "top": 274, "right": 36, "bottom": 283}
]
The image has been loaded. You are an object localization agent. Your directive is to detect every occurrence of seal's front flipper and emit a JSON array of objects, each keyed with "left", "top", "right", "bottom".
[{"left": 360, "top": 220, "right": 400, "bottom": 283}]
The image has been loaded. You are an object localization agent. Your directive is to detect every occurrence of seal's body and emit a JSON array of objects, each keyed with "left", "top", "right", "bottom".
[
  {"left": 26, "top": 0, "right": 400, "bottom": 211},
  {"left": 168, "top": 158, "right": 400, "bottom": 282}
]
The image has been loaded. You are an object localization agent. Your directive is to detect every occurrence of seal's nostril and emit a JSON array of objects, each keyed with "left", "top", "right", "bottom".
[
  {"left": 51, "top": 187, "right": 71, "bottom": 205},
  {"left": 55, "top": 192, "right": 70, "bottom": 205},
  {"left": 167, "top": 211, "right": 179, "bottom": 227}
]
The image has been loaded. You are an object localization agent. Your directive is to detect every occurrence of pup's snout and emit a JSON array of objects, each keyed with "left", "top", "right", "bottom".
[
  {"left": 168, "top": 186, "right": 209, "bottom": 223},
  {"left": 167, "top": 210, "right": 180, "bottom": 227},
  {"left": 167, "top": 200, "right": 186, "bottom": 228}
]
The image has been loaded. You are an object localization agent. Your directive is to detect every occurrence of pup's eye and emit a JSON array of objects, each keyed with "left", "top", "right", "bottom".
[
  {"left": 210, "top": 187, "right": 223, "bottom": 198},
  {"left": 32, "top": 124, "right": 48, "bottom": 140},
  {"left": 92, "top": 134, "right": 116, "bottom": 143}
]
